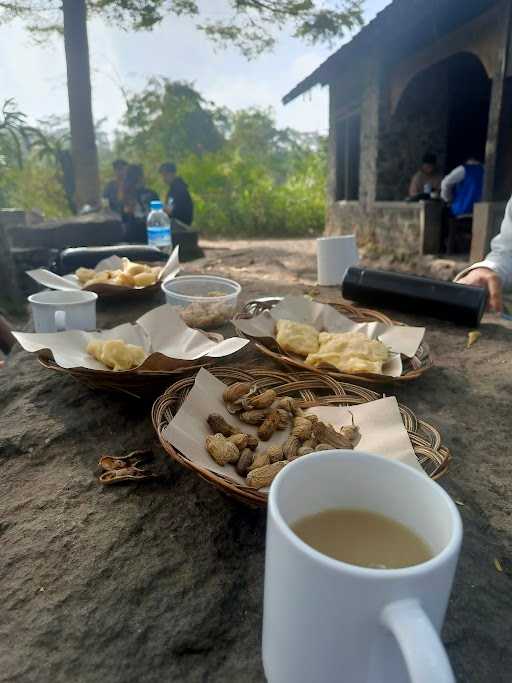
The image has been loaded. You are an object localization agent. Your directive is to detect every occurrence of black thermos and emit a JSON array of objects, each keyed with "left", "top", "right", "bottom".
[{"left": 342, "top": 267, "right": 488, "bottom": 327}]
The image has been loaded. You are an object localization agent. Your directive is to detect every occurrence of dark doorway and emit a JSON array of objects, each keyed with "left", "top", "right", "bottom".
[{"left": 445, "top": 53, "right": 491, "bottom": 171}]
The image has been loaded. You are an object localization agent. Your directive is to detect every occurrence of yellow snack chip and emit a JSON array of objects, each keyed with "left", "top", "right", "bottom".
[
  {"left": 305, "top": 331, "right": 389, "bottom": 375},
  {"left": 86, "top": 339, "right": 146, "bottom": 371},
  {"left": 276, "top": 319, "right": 319, "bottom": 357}
]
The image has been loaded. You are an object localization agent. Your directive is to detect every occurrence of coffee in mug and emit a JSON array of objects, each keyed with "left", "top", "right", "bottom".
[
  {"left": 291, "top": 508, "right": 433, "bottom": 570},
  {"left": 263, "top": 450, "right": 462, "bottom": 683}
]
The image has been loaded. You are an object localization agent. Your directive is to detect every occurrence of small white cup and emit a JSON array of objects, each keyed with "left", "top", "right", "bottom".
[
  {"left": 317, "top": 235, "right": 359, "bottom": 286},
  {"left": 263, "top": 451, "right": 462, "bottom": 683},
  {"left": 28, "top": 290, "right": 98, "bottom": 333}
]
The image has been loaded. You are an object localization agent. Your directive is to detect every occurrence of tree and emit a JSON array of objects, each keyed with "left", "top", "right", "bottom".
[
  {"left": 117, "top": 78, "right": 224, "bottom": 163},
  {"left": 0, "top": 1, "right": 361, "bottom": 211}
]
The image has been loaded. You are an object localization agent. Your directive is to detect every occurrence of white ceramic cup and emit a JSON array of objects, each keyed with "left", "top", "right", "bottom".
[
  {"left": 317, "top": 235, "right": 359, "bottom": 286},
  {"left": 28, "top": 290, "right": 98, "bottom": 333},
  {"left": 263, "top": 451, "right": 462, "bottom": 683}
]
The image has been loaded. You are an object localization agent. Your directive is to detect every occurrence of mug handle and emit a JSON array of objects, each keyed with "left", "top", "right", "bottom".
[
  {"left": 381, "top": 599, "right": 455, "bottom": 683},
  {"left": 54, "top": 310, "right": 67, "bottom": 332}
]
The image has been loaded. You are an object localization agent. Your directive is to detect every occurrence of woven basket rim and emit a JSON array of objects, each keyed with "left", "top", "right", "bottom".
[
  {"left": 152, "top": 367, "right": 451, "bottom": 507},
  {"left": 233, "top": 299, "right": 432, "bottom": 385}
]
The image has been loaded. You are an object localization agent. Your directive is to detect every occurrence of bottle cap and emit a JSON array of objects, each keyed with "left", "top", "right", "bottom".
[{"left": 150, "top": 200, "right": 164, "bottom": 210}]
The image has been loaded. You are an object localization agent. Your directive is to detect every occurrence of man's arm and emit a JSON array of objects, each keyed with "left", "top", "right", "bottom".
[
  {"left": 456, "top": 196, "right": 512, "bottom": 311},
  {"left": 441, "top": 166, "right": 465, "bottom": 203},
  {"left": 409, "top": 173, "right": 421, "bottom": 197}
]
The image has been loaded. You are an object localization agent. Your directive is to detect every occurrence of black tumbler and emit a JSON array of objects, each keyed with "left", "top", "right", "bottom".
[{"left": 342, "top": 267, "right": 488, "bottom": 327}]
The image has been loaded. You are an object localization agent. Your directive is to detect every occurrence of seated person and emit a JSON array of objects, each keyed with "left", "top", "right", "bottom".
[
  {"left": 159, "top": 162, "right": 194, "bottom": 226},
  {"left": 456, "top": 195, "right": 512, "bottom": 312},
  {"left": 121, "top": 164, "right": 159, "bottom": 243},
  {"left": 409, "top": 153, "right": 442, "bottom": 198},
  {"left": 441, "top": 155, "right": 484, "bottom": 217},
  {"left": 102, "top": 159, "right": 128, "bottom": 213}
]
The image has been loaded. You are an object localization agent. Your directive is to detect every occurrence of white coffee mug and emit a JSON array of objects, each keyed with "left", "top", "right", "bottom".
[
  {"left": 263, "top": 451, "right": 462, "bottom": 683},
  {"left": 28, "top": 290, "right": 98, "bottom": 333},
  {"left": 317, "top": 235, "right": 359, "bottom": 286}
]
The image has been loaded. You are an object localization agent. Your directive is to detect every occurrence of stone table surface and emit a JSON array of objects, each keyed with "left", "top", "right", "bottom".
[{"left": 1, "top": 243, "right": 512, "bottom": 683}]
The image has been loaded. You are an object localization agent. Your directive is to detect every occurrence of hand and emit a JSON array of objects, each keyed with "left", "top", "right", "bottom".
[{"left": 457, "top": 267, "right": 503, "bottom": 312}]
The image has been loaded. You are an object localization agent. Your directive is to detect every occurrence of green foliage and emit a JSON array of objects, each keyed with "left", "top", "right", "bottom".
[
  {"left": 1, "top": 83, "right": 327, "bottom": 234},
  {"left": 116, "top": 78, "right": 223, "bottom": 167},
  {"left": 112, "top": 81, "right": 326, "bottom": 237},
  {"left": 0, "top": 1, "right": 363, "bottom": 56}
]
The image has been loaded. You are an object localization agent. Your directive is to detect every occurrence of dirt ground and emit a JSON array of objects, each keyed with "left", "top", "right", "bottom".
[{"left": 1, "top": 240, "right": 511, "bottom": 682}]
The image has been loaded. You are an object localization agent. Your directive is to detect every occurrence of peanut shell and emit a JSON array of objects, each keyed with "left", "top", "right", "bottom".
[
  {"left": 236, "top": 448, "right": 255, "bottom": 477},
  {"left": 239, "top": 409, "right": 269, "bottom": 425},
  {"left": 207, "top": 414, "right": 238, "bottom": 437},
  {"left": 248, "top": 451, "right": 271, "bottom": 471},
  {"left": 258, "top": 411, "right": 281, "bottom": 441},
  {"left": 227, "top": 433, "right": 250, "bottom": 451},
  {"left": 205, "top": 434, "right": 240, "bottom": 465},
  {"left": 283, "top": 436, "right": 300, "bottom": 460},
  {"left": 223, "top": 382, "right": 254, "bottom": 404},
  {"left": 246, "top": 461, "right": 287, "bottom": 489}
]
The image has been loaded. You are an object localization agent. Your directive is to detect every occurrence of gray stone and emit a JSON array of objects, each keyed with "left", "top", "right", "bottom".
[{"left": 1, "top": 242, "right": 511, "bottom": 682}]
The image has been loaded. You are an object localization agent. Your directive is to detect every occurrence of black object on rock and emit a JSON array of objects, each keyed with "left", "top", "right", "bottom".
[
  {"left": 342, "top": 266, "right": 488, "bottom": 327},
  {"left": 57, "top": 244, "right": 167, "bottom": 274}
]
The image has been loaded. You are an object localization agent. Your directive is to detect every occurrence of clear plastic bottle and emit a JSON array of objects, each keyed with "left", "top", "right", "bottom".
[{"left": 146, "top": 200, "right": 171, "bottom": 248}]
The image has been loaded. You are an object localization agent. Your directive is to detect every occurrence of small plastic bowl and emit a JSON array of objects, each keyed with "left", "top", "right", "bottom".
[{"left": 161, "top": 275, "right": 242, "bottom": 329}]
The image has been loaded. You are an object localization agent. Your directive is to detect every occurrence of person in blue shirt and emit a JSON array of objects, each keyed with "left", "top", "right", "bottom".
[{"left": 441, "top": 156, "right": 484, "bottom": 217}]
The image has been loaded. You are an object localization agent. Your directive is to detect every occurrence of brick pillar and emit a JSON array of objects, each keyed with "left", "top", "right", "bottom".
[{"left": 359, "top": 63, "right": 380, "bottom": 210}]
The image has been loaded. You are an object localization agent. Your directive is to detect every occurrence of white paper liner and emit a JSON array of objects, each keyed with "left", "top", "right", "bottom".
[
  {"left": 235, "top": 295, "right": 426, "bottom": 378},
  {"left": 27, "top": 245, "right": 180, "bottom": 293},
  {"left": 162, "top": 369, "right": 425, "bottom": 493},
  {"left": 12, "top": 305, "right": 249, "bottom": 371}
]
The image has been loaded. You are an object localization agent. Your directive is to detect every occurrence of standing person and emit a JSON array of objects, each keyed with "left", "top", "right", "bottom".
[
  {"left": 441, "top": 155, "right": 484, "bottom": 217},
  {"left": 121, "top": 164, "right": 159, "bottom": 243},
  {"left": 159, "top": 162, "right": 194, "bottom": 226},
  {"left": 408, "top": 153, "right": 442, "bottom": 198},
  {"left": 102, "top": 159, "right": 128, "bottom": 213}
]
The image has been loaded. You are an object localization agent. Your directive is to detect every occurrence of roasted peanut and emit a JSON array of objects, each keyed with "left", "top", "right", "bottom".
[
  {"left": 292, "top": 416, "right": 313, "bottom": 441},
  {"left": 244, "top": 389, "right": 277, "bottom": 410},
  {"left": 205, "top": 434, "right": 240, "bottom": 465},
  {"left": 207, "top": 414, "right": 238, "bottom": 437},
  {"left": 302, "top": 438, "right": 316, "bottom": 450},
  {"left": 297, "top": 446, "right": 314, "bottom": 457},
  {"left": 246, "top": 461, "right": 287, "bottom": 489},
  {"left": 227, "top": 433, "right": 250, "bottom": 451},
  {"left": 258, "top": 411, "right": 281, "bottom": 441},
  {"left": 313, "top": 443, "right": 333, "bottom": 451},
  {"left": 283, "top": 436, "right": 301, "bottom": 460},
  {"left": 276, "top": 409, "right": 290, "bottom": 430},
  {"left": 266, "top": 445, "right": 284, "bottom": 463},
  {"left": 239, "top": 409, "right": 269, "bottom": 425},
  {"left": 236, "top": 448, "right": 255, "bottom": 477},
  {"left": 223, "top": 382, "right": 254, "bottom": 404},
  {"left": 275, "top": 396, "right": 303, "bottom": 416},
  {"left": 245, "top": 434, "right": 259, "bottom": 450},
  {"left": 248, "top": 451, "right": 271, "bottom": 471}
]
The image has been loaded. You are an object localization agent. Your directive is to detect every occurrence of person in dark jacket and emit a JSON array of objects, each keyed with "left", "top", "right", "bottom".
[
  {"left": 159, "top": 162, "right": 194, "bottom": 226},
  {"left": 121, "top": 164, "right": 159, "bottom": 243},
  {"left": 103, "top": 159, "right": 128, "bottom": 213}
]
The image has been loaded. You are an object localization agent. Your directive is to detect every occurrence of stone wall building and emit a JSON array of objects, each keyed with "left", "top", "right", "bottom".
[{"left": 284, "top": 0, "right": 512, "bottom": 261}]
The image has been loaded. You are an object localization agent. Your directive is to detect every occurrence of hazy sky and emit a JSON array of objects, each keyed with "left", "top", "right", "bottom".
[{"left": 0, "top": 0, "right": 388, "bottom": 137}]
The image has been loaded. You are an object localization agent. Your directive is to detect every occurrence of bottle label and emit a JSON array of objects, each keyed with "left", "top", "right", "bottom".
[{"left": 147, "top": 226, "right": 171, "bottom": 247}]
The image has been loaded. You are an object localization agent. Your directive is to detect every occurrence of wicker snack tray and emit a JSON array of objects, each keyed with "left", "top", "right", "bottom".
[{"left": 152, "top": 368, "right": 450, "bottom": 507}]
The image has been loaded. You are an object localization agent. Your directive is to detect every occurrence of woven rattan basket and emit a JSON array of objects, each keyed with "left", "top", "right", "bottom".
[
  {"left": 152, "top": 368, "right": 450, "bottom": 507},
  {"left": 38, "top": 353, "right": 212, "bottom": 399},
  {"left": 233, "top": 299, "right": 432, "bottom": 385},
  {"left": 36, "top": 327, "right": 225, "bottom": 399}
]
